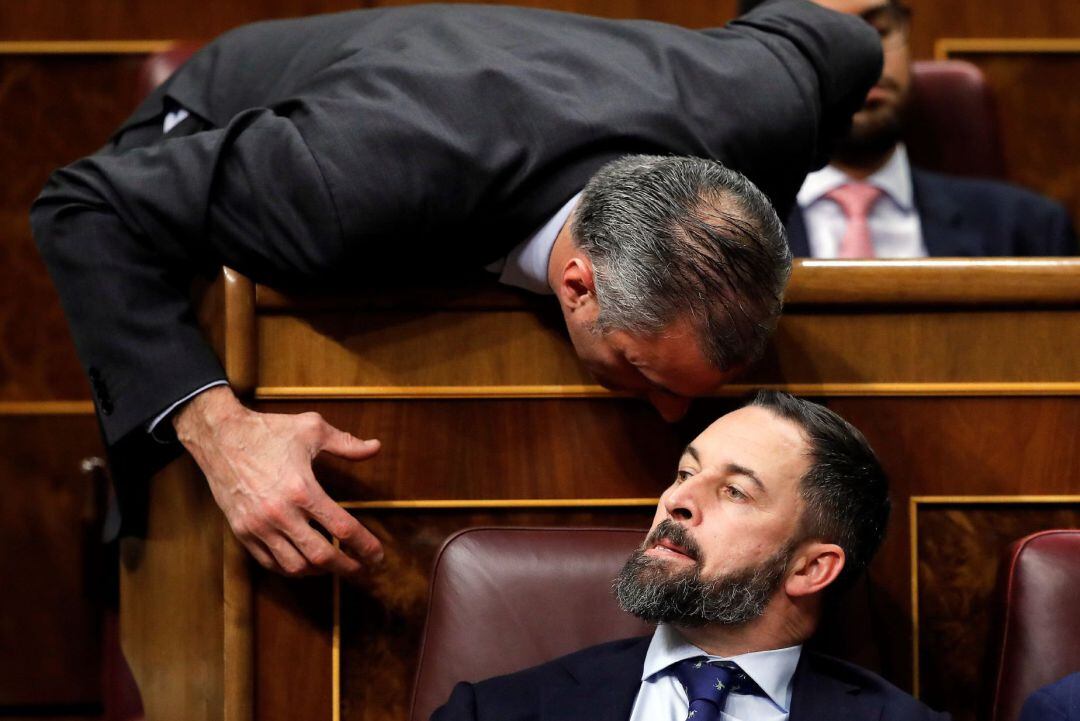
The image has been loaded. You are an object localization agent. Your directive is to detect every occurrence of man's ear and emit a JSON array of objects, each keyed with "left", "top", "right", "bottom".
[
  {"left": 556, "top": 256, "right": 597, "bottom": 311},
  {"left": 784, "top": 542, "right": 845, "bottom": 598}
]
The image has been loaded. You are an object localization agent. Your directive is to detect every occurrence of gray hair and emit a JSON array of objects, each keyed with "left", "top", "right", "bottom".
[{"left": 572, "top": 155, "right": 791, "bottom": 370}]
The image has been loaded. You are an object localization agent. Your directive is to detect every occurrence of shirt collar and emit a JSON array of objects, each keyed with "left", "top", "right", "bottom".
[
  {"left": 487, "top": 191, "right": 581, "bottom": 295},
  {"left": 642, "top": 624, "right": 803, "bottom": 713},
  {"left": 796, "top": 143, "right": 914, "bottom": 211}
]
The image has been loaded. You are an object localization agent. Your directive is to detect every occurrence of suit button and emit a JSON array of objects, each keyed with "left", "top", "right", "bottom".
[
  {"left": 100, "top": 399, "right": 114, "bottom": 416},
  {"left": 89, "top": 367, "right": 101, "bottom": 381}
]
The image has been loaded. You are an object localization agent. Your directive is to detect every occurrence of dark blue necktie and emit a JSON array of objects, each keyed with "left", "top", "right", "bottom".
[{"left": 672, "top": 657, "right": 756, "bottom": 721}]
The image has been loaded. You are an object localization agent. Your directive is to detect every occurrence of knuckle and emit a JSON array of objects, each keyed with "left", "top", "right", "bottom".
[
  {"left": 280, "top": 559, "right": 308, "bottom": 577},
  {"left": 261, "top": 501, "right": 287, "bottom": 526},
  {"left": 309, "top": 546, "right": 336, "bottom": 568},
  {"left": 297, "top": 412, "right": 325, "bottom": 434}
]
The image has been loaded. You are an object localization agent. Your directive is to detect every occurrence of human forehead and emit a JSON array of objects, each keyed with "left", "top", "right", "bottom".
[{"left": 681, "top": 406, "right": 811, "bottom": 489}]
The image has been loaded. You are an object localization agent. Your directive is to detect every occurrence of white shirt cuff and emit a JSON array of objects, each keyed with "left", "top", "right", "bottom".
[{"left": 148, "top": 380, "right": 230, "bottom": 442}]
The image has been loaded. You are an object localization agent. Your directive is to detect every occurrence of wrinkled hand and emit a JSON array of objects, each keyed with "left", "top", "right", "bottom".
[{"left": 174, "top": 385, "right": 382, "bottom": 580}]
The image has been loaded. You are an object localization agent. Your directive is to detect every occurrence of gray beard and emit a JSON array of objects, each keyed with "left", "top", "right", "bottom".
[{"left": 613, "top": 538, "right": 794, "bottom": 627}]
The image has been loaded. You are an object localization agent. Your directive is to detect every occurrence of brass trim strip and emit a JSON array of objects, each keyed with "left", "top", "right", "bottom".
[
  {"left": 257, "top": 382, "right": 1080, "bottom": 400},
  {"left": 333, "top": 569, "right": 341, "bottom": 721},
  {"left": 0, "top": 40, "right": 179, "bottom": 54},
  {"left": 909, "top": 494, "right": 1080, "bottom": 699},
  {"left": 935, "top": 37, "right": 1080, "bottom": 60},
  {"left": 0, "top": 401, "right": 95, "bottom": 415},
  {"left": 339, "top": 498, "right": 659, "bottom": 510}
]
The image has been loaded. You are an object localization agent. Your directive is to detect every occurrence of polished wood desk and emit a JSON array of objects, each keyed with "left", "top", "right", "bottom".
[{"left": 120, "top": 259, "right": 1080, "bottom": 721}]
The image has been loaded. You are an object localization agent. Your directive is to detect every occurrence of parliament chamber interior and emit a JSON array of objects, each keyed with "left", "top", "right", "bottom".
[{"left": 1, "top": 0, "right": 1077, "bottom": 720}]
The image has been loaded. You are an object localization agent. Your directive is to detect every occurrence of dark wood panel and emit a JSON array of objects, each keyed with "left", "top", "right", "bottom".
[
  {"left": 0, "top": 55, "right": 144, "bottom": 401},
  {"left": 916, "top": 504, "right": 1080, "bottom": 721},
  {"left": 958, "top": 52, "right": 1080, "bottom": 229},
  {"left": 0, "top": 1, "right": 738, "bottom": 40},
  {"left": 0, "top": 414, "right": 106, "bottom": 706},
  {"left": 5, "top": 0, "right": 1080, "bottom": 61},
  {"left": 906, "top": 0, "right": 1080, "bottom": 59},
  {"left": 254, "top": 574, "right": 333, "bottom": 721},
  {"left": 258, "top": 398, "right": 728, "bottom": 502}
]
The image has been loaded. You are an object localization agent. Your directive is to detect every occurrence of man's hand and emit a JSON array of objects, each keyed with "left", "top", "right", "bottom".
[{"left": 173, "top": 385, "right": 382, "bottom": 580}]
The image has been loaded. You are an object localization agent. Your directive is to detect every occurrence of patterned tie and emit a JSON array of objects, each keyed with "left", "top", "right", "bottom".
[
  {"left": 672, "top": 657, "right": 756, "bottom": 721},
  {"left": 825, "top": 182, "right": 883, "bottom": 258}
]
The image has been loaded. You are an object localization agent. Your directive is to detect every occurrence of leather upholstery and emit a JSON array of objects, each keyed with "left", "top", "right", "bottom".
[
  {"left": 990, "top": 530, "right": 1080, "bottom": 721},
  {"left": 905, "top": 60, "right": 1005, "bottom": 179},
  {"left": 409, "top": 527, "right": 652, "bottom": 721}
]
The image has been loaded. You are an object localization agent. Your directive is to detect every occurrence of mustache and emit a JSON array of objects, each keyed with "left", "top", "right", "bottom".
[{"left": 644, "top": 519, "right": 704, "bottom": 562}]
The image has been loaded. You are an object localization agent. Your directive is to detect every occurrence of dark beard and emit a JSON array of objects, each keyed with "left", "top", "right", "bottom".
[
  {"left": 832, "top": 84, "right": 910, "bottom": 168},
  {"left": 613, "top": 519, "right": 794, "bottom": 627}
]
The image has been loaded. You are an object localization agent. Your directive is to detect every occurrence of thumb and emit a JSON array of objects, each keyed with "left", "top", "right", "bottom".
[{"left": 318, "top": 427, "right": 381, "bottom": 461}]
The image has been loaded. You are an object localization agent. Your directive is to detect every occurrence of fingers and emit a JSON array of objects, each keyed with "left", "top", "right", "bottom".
[
  {"left": 290, "top": 522, "right": 365, "bottom": 580},
  {"left": 304, "top": 488, "right": 385, "bottom": 564}
]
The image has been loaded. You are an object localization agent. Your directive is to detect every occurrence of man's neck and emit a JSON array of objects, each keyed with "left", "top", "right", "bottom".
[
  {"left": 673, "top": 608, "right": 809, "bottom": 657},
  {"left": 830, "top": 143, "right": 898, "bottom": 181}
]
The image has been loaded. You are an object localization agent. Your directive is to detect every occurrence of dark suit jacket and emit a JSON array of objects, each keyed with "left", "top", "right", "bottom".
[
  {"left": 786, "top": 167, "right": 1078, "bottom": 257},
  {"left": 1019, "top": 672, "right": 1080, "bottom": 721},
  {"left": 431, "top": 636, "right": 949, "bottom": 720},
  {"left": 31, "top": 1, "right": 880, "bottom": 476}
]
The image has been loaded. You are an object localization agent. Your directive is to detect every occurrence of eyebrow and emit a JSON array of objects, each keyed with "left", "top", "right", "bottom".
[{"left": 682, "top": 444, "right": 767, "bottom": 494}]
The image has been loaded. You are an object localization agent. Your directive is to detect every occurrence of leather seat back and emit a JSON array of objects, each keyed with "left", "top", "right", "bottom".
[{"left": 410, "top": 527, "right": 652, "bottom": 721}]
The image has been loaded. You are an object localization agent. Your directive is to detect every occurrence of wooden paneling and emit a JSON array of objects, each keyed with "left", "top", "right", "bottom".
[
  {"left": 906, "top": 0, "right": 1080, "bottom": 60},
  {"left": 0, "top": 414, "right": 105, "bottom": 706},
  {"left": 914, "top": 502, "right": 1080, "bottom": 721},
  {"left": 266, "top": 398, "right": 696, "bottom": 502},
  {"left": 940, "top": 48, "right": 1080, "bottom": 227},
  {"left": 0, "top": 53, "right": 144, "bottom": 401},
  {"left": 0, "top": 1, "right": 738, "bottom": 41}
]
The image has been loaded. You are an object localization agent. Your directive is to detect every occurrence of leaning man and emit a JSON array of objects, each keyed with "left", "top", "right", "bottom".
[{"left": 434, "top": 391, "right": 949, "bottom": 720}]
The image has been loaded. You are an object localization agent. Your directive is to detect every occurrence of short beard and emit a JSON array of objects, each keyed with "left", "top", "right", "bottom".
[
  {"left": 613, "top": 519, "right": 795, "bottom": 627},
  {"left": 832, "top": 87, "right": 910, "bottom": 168}
]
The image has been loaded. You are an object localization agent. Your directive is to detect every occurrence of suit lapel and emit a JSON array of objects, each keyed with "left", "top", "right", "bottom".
[
  {"left": 913, "top": 170, "right": 983, "bottom": 257},
  {"left": 785, "top": 207, "right": 812, "bottom": 257},
  {"left": 542, "top": 637, "right": 651, "bottom": 721},
  {"left": 789, "top": 653, "right": 883, "bottom": 721}
]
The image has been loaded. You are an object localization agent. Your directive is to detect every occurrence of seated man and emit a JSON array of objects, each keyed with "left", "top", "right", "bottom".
[
  {"left": 433, "top": 390, "right": 948, "bottom": 720},
  {"left": 752, "top": 0, "right": 1077, "bottom": 258}
]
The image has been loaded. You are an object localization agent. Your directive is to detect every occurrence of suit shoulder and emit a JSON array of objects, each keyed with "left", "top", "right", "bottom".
[
  {"left": 805, "top": 653, "right": 950, "bottom": 720},
  {"left": 1019, "top": 672, "right": 1080, "bottom": 721},
  {"left": 459, "top": 637, "right": 650, "bottom": 719},
  {"left": 914, "top": 169, "right": 1069, "bottom": 216}
]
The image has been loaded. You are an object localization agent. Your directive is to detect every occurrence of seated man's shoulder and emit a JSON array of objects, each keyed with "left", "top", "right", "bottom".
[
  {"left": 802, "top": 652, "right": 951, "bottom": 720},
  {"left": 915, "top": 168, "right": 1069, "bottom": 219},
  {"left": 432, "top": 636, "right": 651, "bottom": 721},
  {"left": 1020, "top": 672, "right": 1080, "bottom": 721}
]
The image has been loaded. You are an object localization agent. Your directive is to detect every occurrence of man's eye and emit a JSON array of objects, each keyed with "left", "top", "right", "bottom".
[
  {"left": 726, "top": 485, "right": 748, "bottom": 501},
  {"left": 675, "top": 469, "right": 694, "bottom": 483}
]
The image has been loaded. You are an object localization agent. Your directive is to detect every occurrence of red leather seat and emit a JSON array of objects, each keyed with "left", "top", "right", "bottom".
[
  {"left": 409, "top": 527, "right": 652, "bottom": 721},
  {"left": 990, "top": 529, "right": 1080, "bottom": 721},
  {"left": 905, "top": 60, "right": 1005, "bottom": 179}
]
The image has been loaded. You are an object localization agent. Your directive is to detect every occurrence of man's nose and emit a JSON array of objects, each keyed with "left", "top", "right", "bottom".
[{"left": 647, "top": 391, "right": 692, "bottom": 422}]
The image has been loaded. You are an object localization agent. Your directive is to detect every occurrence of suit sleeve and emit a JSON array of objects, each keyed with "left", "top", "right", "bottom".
[
  {"left": 31, "top": 107, "right": 346, "bottom": 452},
  {"left": 429, "top": 682, "right": 479, "bottom": 721}
]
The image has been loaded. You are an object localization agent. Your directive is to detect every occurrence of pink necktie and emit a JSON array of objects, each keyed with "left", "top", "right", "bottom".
[{"left": 825, "top": 183, "right": 883, "bottom": 258}]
